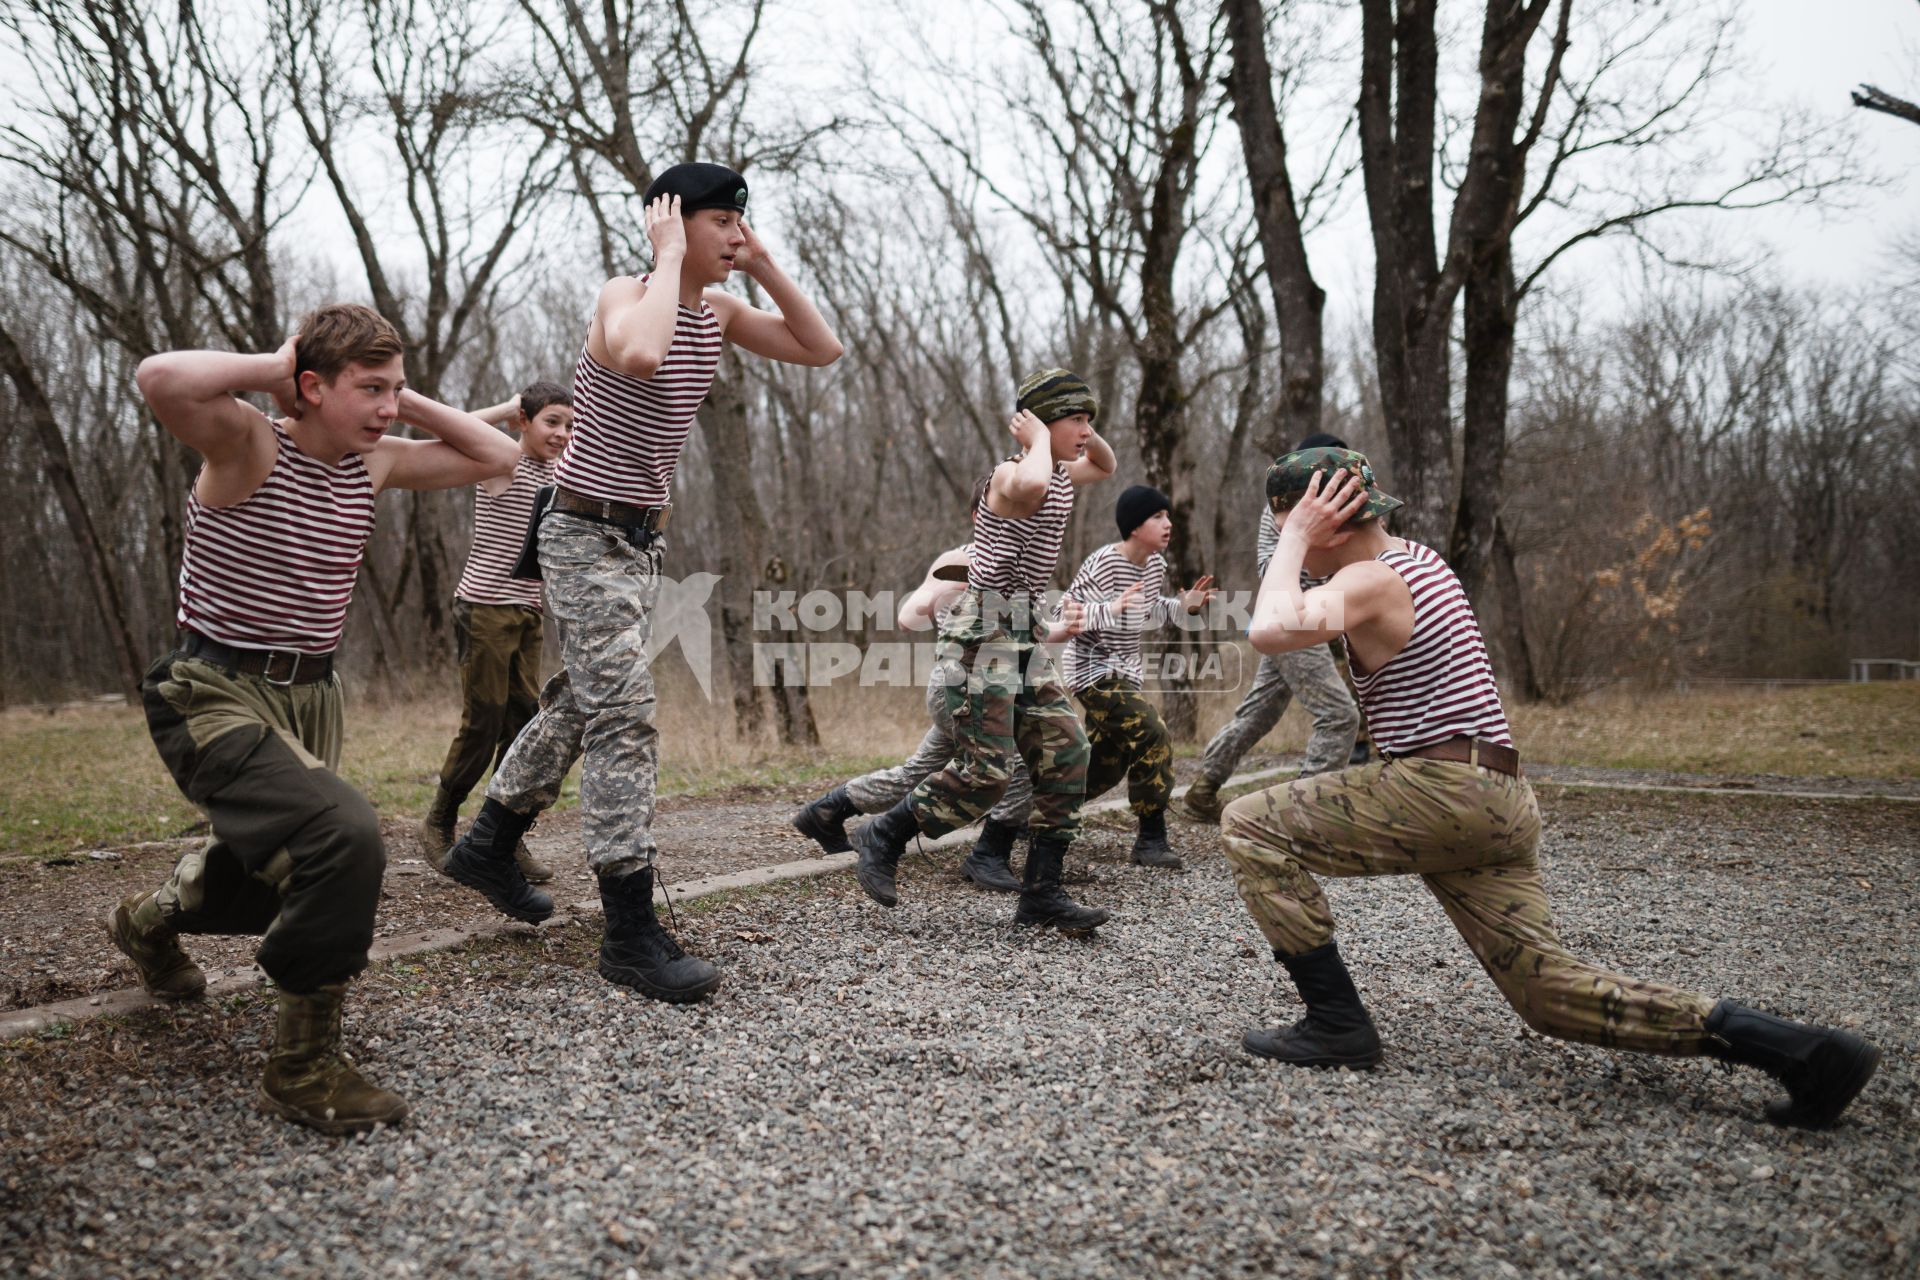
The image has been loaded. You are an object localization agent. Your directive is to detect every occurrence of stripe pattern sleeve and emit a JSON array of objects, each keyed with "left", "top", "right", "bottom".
[
  {"left": 1352, "top": 540, "right": 1513, "bottom": 754},
  {"left": 176, "top": 417, "right": 377, "bottom": 657}
]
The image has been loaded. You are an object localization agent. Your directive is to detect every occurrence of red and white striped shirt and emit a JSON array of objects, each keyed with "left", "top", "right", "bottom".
[
  {"left": 1353, "top": 540, "right": 1513, "bottom": 755},
  {"left": 552, "top": 292, "right": 723, "bottom": 506},
  {"left": 456, "top": 453, "right": 554, "bottom": 610},
  {"left": 968, "top": 463, "right": 1073, "bottom": 599},
  {"left": 1062, "top": 544, "right": 1181, "bottom": 692},
  {"left": 176, "top": 417, "right": 376, "bottom": 656}
]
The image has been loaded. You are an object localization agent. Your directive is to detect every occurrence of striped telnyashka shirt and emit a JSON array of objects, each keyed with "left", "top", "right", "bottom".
[
  {"left": 176, "top": 416, "right": 376, "bottom": 657},
  {"left": 968, "top": 462, "right": 1073, "bottom": 600},
  {"left": 552, "top": 292, "right": 722, "bottom": 506},
  {"left": 1061, "top": 544, "right": 1181, "bottom": 692},
  {"left": 1353, "top": 540, "right": 1513, "bottom": 755},
  {"left": 456, "top": 453, "right": 555, "bottom": 610}
]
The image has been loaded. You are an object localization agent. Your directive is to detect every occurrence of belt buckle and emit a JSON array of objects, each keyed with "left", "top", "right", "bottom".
[
  {"left": 264, "top": 649, "right": 304, "bottom": 687},
  {"left": 647, "top": 503, "right": 672, "bottom": 533}
]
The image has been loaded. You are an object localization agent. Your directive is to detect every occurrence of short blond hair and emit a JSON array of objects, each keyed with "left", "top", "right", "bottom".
[{"left": 295, "top": 303, "right": 405, "bottom": 383}]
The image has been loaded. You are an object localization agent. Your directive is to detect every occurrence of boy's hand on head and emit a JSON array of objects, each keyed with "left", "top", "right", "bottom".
[
  {"left": 270, "top": 333, "right": 303, "bottom": 420},
  {"left": 1009, "top": 409, "right": 1044, "bottom": 452},
  {"left": 646, "top": 194, "right": 686, "bottom": 263},
  {"left": 1284, "top": 470, "right": 1368, "bottom": 548},
  {"left": 735, "top": 220, "right": 771, "bottom": 277}
]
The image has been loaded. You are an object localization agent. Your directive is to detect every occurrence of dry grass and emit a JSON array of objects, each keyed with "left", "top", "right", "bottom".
[{"left": 2, "top": 673, "right": 1912, "bottom": 859}]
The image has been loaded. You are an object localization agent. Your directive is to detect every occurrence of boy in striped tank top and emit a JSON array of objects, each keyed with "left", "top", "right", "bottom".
[
  {"left": 849, "top": 369, "right": 1119, "bottom": 933},
  {"left": 419, "top": 381, "right": 573, "bottom": 875},
  {"left": 109, "top": 303, "right": 521, "bottom": 1133},
  {"left": 1219, "top": 448, "right": 1879, "bottom": 1127},
  {"left": 1059, "top": 484, "right": 1215, "bottom": 869},
  {"left": 442, "top": 163, "right": 843, "bottom": 1004}
]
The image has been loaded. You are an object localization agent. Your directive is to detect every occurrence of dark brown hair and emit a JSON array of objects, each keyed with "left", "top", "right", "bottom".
[
  {"left": 294, "top": 303, "right": 405, "bottom": 384},
  {"left": 519, "top": 380, "right": 573, "bottom": 421}
]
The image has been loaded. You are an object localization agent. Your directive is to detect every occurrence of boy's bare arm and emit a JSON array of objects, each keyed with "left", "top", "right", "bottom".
[
  {"left": 708, "top": 224, "right": 843, "bottom": 367},
  {"left": 134, "top": 339, "right": 297, "bottom": 476},
  {"left": 1066, "top": 429, "right": 1116, "bottom": 485},
  {"left": 368, "top": 391, "right": 520, "bottom": 494},
  {"left": 595, "top": 195, "right": 687, "bottom": 378},
  {"left": 990, "top": 412, "right": 1057, "bottom": 517}
]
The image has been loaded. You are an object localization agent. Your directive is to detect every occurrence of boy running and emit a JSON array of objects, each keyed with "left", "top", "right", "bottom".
[
  {"left": 420, "top": 382, "right": 574, "bottom": 877},
  {"left": 442, "top": 163, "right": 842, "bottom": 1003},
  {"left": 108, "top": 304, "right": 521, "bottom": 1133}
]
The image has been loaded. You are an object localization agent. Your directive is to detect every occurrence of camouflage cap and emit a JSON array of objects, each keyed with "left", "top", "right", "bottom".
[
  {"left": 1016, "top": 368, "right": 1098, "bottom": 425},
  {"left": 1266, "top": 447, "right": 1403, "bottom": 524}
]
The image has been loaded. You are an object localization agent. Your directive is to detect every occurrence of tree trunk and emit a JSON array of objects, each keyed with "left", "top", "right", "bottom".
[
  {"left": 1223, "top": 0, "right": 1326, "bottom": 451},
  {"left": 1489, "top": 516, "right": 1541, "bottom": 702},
  {"left": 0, "top": 320, "right": 145, "bottom": 697}
]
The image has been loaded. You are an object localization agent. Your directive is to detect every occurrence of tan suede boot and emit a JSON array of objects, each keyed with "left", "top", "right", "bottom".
[
  {"left": 106, "top": 892, "right": 207, "bottom": 1000},
  {"left": 260, "top": 983, "right": 410, "bottom": 1135},
  {"left": 420, "top": 785, "right": 460, "bottom": 871},
  {"left": 1181, "top": 778, "right": 1223, "bottom": 823},
  {"left": 513, "top": 839, "right": 554, "bottom": 884}
]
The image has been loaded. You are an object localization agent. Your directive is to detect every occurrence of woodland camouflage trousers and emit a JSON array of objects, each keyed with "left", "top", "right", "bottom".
[
  {"left": 1220, "top": 757, "right": 1715, "bottom": 1054},
  {"left": 1076, "top": 675, "right": 1174, "bottom": 819}
]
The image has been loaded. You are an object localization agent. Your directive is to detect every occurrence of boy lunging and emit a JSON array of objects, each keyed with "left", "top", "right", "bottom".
[
  {"left": 109, "top": 304, "right": 521, "bottom": 1132},
  {"left": 1221, "top": 446, "right": 1880, "bottom": 1129}
]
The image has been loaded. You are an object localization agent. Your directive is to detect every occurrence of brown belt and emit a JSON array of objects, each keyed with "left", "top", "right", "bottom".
[
  {"left": 181, "top": 631, "right": 335, "bottom": 685},
  {"left": 1392, "top": 736, "right": 1521, "bottom": 778},
  {"left": 551, "top": 485, "right": 672, "bottom": 533}
]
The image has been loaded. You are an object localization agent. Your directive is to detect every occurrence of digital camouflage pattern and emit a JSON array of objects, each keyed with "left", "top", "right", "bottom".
[
  {"left": 436, "top": 599, "right": 543, "bottom": 800},
  {"left": 1197, "top": 644, "right": 1361, "bottom": 785},
  {"left": 1076, "top": 675, "right": 1173, "bottom": 818},
  {"left": 1265, "top": 447, "right": 1402, "bottom": 524},
  {"left": 485, "top": 513, "right": 662, "bottom": 877},
  {"left": 133, "top": 652, "right": 384, "bottom": 995},
  {"left": 844, "top": 655, "right": 1034, "bottom": 824},
  {"left": 1221, "top": 757, "right": 1715, "bottom": 1054},
  {"left": 908, "top": 591, "right": 1090, "bottom": 839}
]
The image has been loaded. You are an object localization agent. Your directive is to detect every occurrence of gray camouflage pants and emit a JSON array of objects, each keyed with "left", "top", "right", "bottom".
[
  {"left": 843, "top": 658, "right": 1033, "bottom": 826},
  {"left": 484, "top": 513, "right": 661, "bottom": 877},
  {"left": 1199, "top": 643, "right": 1359, "bottom": 784}
]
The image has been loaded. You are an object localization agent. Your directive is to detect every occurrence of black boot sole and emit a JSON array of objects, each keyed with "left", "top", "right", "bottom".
[
  {"left": 1242, "top": 1028, "right": 1383, "bottom": 1069},
  {"left": 1012, "top": 906, "right": 1111, "bottom": 935},
  {"left": 1768, "top": 1036, "right": 1882, "bottom": 1128},
  {"left": 792, "top": 806, "right": 853, "bottom": 855},
  {"left": 445, "top": 849, "right": 555, "bottom": 924},
  {"left": 598, "top": 956, "right": 722, "bottom": 1004}
]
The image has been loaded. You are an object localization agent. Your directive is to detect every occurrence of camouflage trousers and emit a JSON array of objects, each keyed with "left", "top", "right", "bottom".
[
  {"left": 135, "top": 651, "right": 384, "bottom": 995},
  {"left": 1076, "top": 675, "right": 1173, "bottom": 819},
  {"left": 1198, "top": 644, "right": 1359, "bottom": 783},
  {"left": 435, "top": 599, "right": 543, "bottom": 802},
  {"left": 1221, "top": 758, "right": 1715, "bottom": 1054},
  {"left": 843, "top": 659, "right": 1033, "bottom": 825},
  {"left": 484, "top": 513, "right": 663, "bottom": 877},
  {"left": 908, "top": 592, "right": 1090, "bottom": 840}
]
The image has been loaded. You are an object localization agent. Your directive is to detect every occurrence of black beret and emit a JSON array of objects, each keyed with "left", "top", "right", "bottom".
[{"left": 644, "top": 162, "right": 749, "bottom": 214}]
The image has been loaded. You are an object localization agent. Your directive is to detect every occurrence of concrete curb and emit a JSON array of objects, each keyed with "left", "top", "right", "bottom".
[{"left": 0, "top": 767, "right": 1289, "bottom": 1042}]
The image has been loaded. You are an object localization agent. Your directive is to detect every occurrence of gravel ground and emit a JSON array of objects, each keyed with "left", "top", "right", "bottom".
[{"left": 3, "top": 789, "right": 1915, "bottom": 1278}]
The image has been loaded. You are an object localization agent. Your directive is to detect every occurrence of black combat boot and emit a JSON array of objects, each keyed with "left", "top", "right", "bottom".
[
  {"left": 960, "top": 818, "right": 1024, "bottom": 893},
  {"left": 792, "top": 785, "right": 859, "bottom": 854},
  {"left": 420, "top": 784, "right": 462, "bottom": 870},
  {"left": 1243, "top": 941, "right": 1383, "bottom": 1068},
  {"left": 1703, "top": 1000, "right": 1880, "bottom": 1128},
  {"left": 1012, "top": 834, "right": 1110, "bottom": 933},
  {"left": 1129, "top": 809, "right": 1183, "bottom": 869},
  {"left": 443, "top": 798, "right": 554, "bottom": 923},
  {"left": 598, "top": 867, "right": 721, "bottom": 1003},
  {"left": 849, "top": 797, "right": 918, "bottom": 907}
]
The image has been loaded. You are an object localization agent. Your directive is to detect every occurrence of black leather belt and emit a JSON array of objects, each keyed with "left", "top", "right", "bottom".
[
  {"left": 181, "top": 631, "right": 335, "bottom": 685},
  {"left": 552, "top": 485, "right": 671, "bottom": 533},
  {"left": 1391, "top": 736, "right": 1522, "bottom": 777}
]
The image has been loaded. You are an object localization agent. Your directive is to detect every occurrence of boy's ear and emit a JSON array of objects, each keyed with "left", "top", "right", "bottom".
[{"left": 296, "top": 369, "right": 325, "bottom": 405}]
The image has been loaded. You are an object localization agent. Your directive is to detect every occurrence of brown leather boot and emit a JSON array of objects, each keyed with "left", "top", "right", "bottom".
[
  {"left": 106, "top": 892, "right": 206, "bottom": 1000},
  {"left": 1181, "top": 778, "right": 1223, "bottom": 823},
  {"left": 260, "top": 983, "right": 410, "bottom": 1134},
  {"left": 513, "top": 839, "right": 554, "bottom": 884},
  {"left": 420, "top": 785, "right": 460, "bottom": 871}
]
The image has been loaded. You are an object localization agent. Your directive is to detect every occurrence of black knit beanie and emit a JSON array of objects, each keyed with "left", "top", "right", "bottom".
[{"left": 1116, "top": 485, "right": 1171, "bottom": 539}]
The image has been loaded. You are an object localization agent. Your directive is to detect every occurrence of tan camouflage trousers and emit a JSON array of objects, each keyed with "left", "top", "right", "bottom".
[
  {"left": 908, "top": 592, "right": 1089, "bottom": 840},
  {"left": 1221, "top": 758, "right": 1715, "bottom": 1054},
  {"left": 1076, "top": 675, "right": 1173, "bottom": 819},
  {"left": 1198, "top": 643, "right": 1359, "bottom": 784},
  {"left": 484, "top": 514, "right": 662, "bottom": 876}
]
